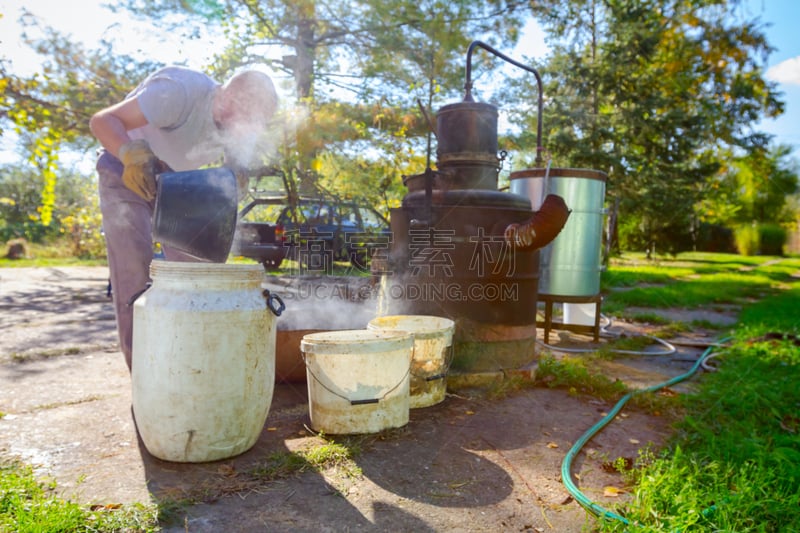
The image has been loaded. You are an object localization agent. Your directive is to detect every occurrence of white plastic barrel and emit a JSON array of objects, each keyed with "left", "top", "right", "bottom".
[
  {"left": 367, "top": 315, "right": 454, "bottom": 408},
  {"left": 132, "top": 261, "right": 276, "bottom": 462},
  {"left": 301, "top": 329, "right": 413, "bottom": 434}
]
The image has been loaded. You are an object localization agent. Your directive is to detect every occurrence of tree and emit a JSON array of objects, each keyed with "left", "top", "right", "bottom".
[
  {"left": 117, "top": 0, "right": 529, "bottom": 200},
  {"left": 0, "top": 160, "right": 104, "bottom": 257},
  {"left": 3, "top": 0, "right": 534, "bottom": 229},
  {"left": 0, "top": 13, "right": 161, "bottom": 225},
  {"left": 506, "top": 0, "right": 784, "bottom": 256},
  {"left": 700, "top": 144, "right": 799, "bottom": 226}
]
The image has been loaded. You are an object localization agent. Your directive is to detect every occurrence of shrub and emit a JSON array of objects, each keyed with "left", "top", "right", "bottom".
[
  {"left": 694, "top": 223, "right": 736, "bottom": 253},
  {"left": 0, "top": 220, "right": 59, "bottom": 244},
  {"left": 60, "top": 208, "right": 106, "bottom": 259},
  {"left": 758, "top": 223, "right": 786, "bottom": 256},
  {"left": 734, "top": 224, "right": 759, "bottom": 256}
]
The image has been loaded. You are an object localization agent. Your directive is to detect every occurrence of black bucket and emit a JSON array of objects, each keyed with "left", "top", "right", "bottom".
[{"left": 152, "top": 167, "right": 238, "bottom": 263}]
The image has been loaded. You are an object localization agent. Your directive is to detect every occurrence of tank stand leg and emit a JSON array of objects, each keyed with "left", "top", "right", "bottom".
[{"left": 537, "top": 294, "right": 603, "bottom": 344}]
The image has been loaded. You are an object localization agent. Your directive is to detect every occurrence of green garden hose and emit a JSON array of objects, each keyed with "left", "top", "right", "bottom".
[{"left": 559, "top": 338, "right": 731, "bottom": 527}]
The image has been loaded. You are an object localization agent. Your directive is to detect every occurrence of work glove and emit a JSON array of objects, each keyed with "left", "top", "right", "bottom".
[{"left": 119, "top": 139, "right": 169, "bottom": 202}]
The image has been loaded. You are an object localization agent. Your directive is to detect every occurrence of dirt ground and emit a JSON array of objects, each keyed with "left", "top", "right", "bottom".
[{"left": 0, "top": 266, "right": 733, "bottom": 532}]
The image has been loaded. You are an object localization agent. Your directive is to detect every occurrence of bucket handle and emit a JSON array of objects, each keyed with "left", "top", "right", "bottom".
[
  {"left": 302, "top": 351, "right": 412, "bottom": 406},
  {"left": 416, "top": 342, "right": 455, "bottom": 383},
  {"left": 262, "top": 289, "right": 286, "bottom": 316},
  {"left": 127, "top": 282, "right": 152, "bottom": 306},
  {"left": 351, "top": 398, "right": 380, "bottom": 406},
  {"left": 423, "top": 342, "right": 455, "bottom": 382}
]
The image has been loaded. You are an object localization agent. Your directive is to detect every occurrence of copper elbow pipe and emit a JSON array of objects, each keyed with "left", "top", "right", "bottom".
[{"left": 504, "top": 194, "right": 570, "bottom": 250}]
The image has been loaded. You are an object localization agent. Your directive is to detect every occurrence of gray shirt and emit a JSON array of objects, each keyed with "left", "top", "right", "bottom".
[{"left": 127, "top": 66, "right": 223, "bottom": 171}]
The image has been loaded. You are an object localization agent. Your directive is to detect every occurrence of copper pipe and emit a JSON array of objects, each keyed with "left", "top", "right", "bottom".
[
  {"left": 504, "top": 194, "right": 570, "bottom": 250},
  {"left": 464, "top": 40, "right": 544, "bottom": 165}
]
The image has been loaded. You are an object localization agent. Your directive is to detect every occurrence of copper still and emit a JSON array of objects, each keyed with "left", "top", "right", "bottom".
[{"left": 377, "top": 41, "right": 570, "bottom": 373}]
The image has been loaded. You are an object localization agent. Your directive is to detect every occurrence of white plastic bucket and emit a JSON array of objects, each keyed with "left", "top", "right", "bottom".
[
  {"left": 367, "top": 315, "right": 455, "bottom": 408},
  {"left": 132, "top": 261, "right": 278, "bottom": 462},
  {"left": 301, "top": 329, "right": 413, "bottom": 434}
]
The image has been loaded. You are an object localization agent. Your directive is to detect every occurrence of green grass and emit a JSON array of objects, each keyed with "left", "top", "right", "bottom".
[
  {"left": 0, "top": 256, "right": 108, "bottom": 268},
  {"left": 599, "top": 286, "right": 800, "bottom": 532},
  {"left": 0, "top": 459, "right": 158, "bottom": 532},
  {"left": 604, "top": 271, "right": 773, "bottom": 311},
  {"left": 601, "top": 265, "right": 694, "bottom": 289},
  {"left": 737, "top": 284, "right": 800, "bottom": 334},
  {"left": 0, "top": 439, "right": 363, "bottom": 532},
  {"left": 249, "top": 439, "right": 363, "bottom": 482},
  {"left": 0, "top": 238, "right": 108, "bottom": 268},
  {"left": 535, "top": 354, "right": 630, "bottom": 401},
  {"left": 602, "top": 253, "right": 800, "bottom": 315}
]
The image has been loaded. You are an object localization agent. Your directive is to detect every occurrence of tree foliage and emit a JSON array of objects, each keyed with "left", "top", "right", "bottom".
[
  {"left": 0, "top": 11, "right": 160, "bottom": 225},
  {"left": 116, "top": 0, "right": 529, "bottom": 201},
  {"left": 0, "top": 161, "right": 104, "bottom": 257},
  {"left": 2, "top": 0, "right": 797, "bottom": 258},
  {"left": 506, "top": 0, "right": 788, "bottom": 256},
  {"left": 699, "top": 144, "right": 800, "bottom": 226}
]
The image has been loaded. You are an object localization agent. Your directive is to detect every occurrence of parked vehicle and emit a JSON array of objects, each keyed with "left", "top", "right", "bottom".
[
  {"left": 230, "top": 196, "right": 289, "bottom": 269},
  {"left": 231, "top": 196, "right": 390, "bottom": 270}
]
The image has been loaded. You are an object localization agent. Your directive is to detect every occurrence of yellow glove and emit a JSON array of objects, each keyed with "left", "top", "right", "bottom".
[{"left": 119, "top": 139, "right": 163, "bottom": 201}]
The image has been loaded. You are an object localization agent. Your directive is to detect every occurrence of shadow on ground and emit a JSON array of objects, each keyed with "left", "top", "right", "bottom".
[{"left": 1, "top": 266, "right": 726, "bottom": 532}]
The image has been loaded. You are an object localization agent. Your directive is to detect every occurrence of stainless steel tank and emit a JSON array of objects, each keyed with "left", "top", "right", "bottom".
[{"left": 510, "top": 168, "right": 607, "bottom": 297}]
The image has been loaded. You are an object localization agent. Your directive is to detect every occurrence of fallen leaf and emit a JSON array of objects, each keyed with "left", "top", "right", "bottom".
[
  {"left": 629, "top": 438, "right": 640, "bottom": 444},
  {"left": 465, "top": 410, "right": 475, "bottom": 415},
  {"left": 267, "top": 427, "right": 277, "bottom": 431},
  {"left": 547, "top": 442, "right": 559, "bottom": 449},
  {"left": 90, "top": 503, "right": 122, "bottom": 511},
  {"left": 604, "top": 486, "right": 626, "bottom": 497},
  {"left": 217, "top": 464, "right": 237, "bottom": 477}
]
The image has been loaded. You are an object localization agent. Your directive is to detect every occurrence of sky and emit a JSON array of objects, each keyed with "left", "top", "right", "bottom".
[
  {"left": 1, "top": 0, "right": 799, "bottom": 165},
  {"left": 745, "top": 0, "right": 800, "bottom": 158}
]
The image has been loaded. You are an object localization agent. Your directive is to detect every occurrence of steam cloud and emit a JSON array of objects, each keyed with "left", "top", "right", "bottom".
[
  {"left": 222, "top": 105, "right": 310, "bottom": 170},
  {"left": 264, "top": 276, "right": 381, "bottom": 332}
]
